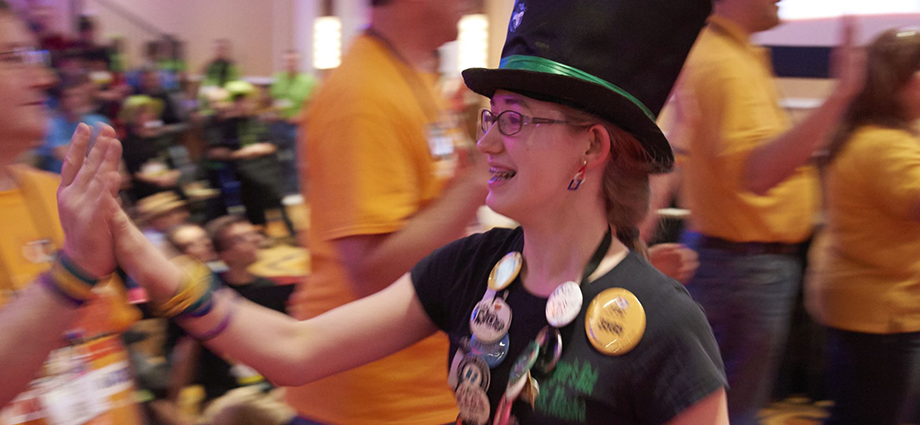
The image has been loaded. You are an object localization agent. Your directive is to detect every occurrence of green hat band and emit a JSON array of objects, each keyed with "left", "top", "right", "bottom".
[{"left": 499, "top": 55, "right": 656, "bottom": 121}]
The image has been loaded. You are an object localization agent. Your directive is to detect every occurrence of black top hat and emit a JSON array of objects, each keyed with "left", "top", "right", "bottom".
[{"left": 462, "top": 0, "right": 712, "bottom": 173}]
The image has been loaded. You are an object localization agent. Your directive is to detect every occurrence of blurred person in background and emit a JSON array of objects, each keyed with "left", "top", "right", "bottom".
[
  {"left": 206, "top": 81, "right": 290, "bottom": 234},
  {"left": 285, "top": 0, "right": 487, "bottom": 422},
  {"left": 120, "top": 95, "right": 184, "bottom": 201},
  {"left": 808, "top": 28, "right": 920, "bottom": 425},
  {"left": 0, "top": 3, "right": 143, "bottom": 421},
  {"left": 202, "top": 38, "right": 240, "bottom": 89},
  {"left": 269, "top": 49, "right": 317, "bottom": 196},
  {"left": 643, "top": 0, "right": 866, "bottom": 422},
  {"left": 162, "top": 216, "right": 295, "bottom": 425},
  {"left": 38, "top": 76, "right": 109, "bottom": 173},
  {"left": 135, "top": 191, "right": 191, "bottom": 253}
]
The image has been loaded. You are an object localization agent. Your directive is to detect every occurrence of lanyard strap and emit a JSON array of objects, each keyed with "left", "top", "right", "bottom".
[
  {"left": 364, "top": 28, "right": 440, "bottom": 122},
  {"left": 581, "top": 226, "right": 612, "bottom": 285}
]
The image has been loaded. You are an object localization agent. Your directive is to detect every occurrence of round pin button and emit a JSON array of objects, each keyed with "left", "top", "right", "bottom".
[
  {"left": 489, "top": 252, "right": 523, "bottom": 291},
  {"left": 533, "top": 326, "right": 562, "bottom": 374},
  {"left": 585, "top": 288, "right": 646, "bottom": 356},
  {"left": 546, "top": 281, "right": 583, "bottom": 328},
  {"left": 470, "top": 297, "right": 512, "bottom": 344},
  {"left": 457, "top": 353, "right": 491, "bottom": 391},
  {"left": 456, "top": 382, "right": 491, "bottom": 425},
  {"left": 470, "top": 333, "right": 510, "bottom": 368}
]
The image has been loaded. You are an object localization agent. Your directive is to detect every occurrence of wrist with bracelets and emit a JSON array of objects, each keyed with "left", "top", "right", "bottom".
[
  {"left": 155, "top": 258, "right": 236, "bottom": 341},
  {"left": 41, "top": 252, "right": 104, "bottom": 306}
]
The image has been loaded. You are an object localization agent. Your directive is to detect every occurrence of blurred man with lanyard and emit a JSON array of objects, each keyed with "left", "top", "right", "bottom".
[
  {"left": 644, "top": 0, "right": 865, "bottom": 423},
  {"left": 285, "top": 0, "right": 488, "bottom": 423},
  {"left": 0, "top": 3, "right": 143, "bottom": 423}
]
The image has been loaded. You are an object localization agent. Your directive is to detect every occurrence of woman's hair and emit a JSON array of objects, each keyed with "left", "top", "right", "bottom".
[
  {"left": 0, "top": 1, "right": 9, "bottom": 12},
  {"left": 560, "top": 106, "right": 653, "bottom": 254},
  {"left": 820, "top": 28, "right": 920, "bottom": 167}
]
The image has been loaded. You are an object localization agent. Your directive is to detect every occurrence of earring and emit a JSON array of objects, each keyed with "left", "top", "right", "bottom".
[{"left": 568, "top": 160, "right": 587, "bottom": 191}]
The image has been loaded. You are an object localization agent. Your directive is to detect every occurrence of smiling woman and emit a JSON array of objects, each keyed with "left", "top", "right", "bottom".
[{"left": 82, "top": 0, "right": 727, "bottom": 424}]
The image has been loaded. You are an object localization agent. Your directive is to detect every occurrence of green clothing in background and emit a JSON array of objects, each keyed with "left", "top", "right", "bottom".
[{"left": 270, "top": 72, "right": 318, "bottom": 120}]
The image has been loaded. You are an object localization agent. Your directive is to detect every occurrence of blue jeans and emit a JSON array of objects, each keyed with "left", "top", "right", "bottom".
[
  {"left": 823, "top": 327, "right": 920, "bottom": 425},
  {"left": 682, "top": 232, "right": 802, "bottom": 425}
]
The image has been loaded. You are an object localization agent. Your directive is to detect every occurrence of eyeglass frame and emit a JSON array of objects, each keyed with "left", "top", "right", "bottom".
[
  {"left": 0, "top": 47, "right": 50, "bottom": 68},
  {"left": 480, "top": 109, "right": 571, "bottom": 137}
]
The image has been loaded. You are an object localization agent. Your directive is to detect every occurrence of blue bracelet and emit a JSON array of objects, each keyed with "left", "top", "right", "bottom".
[{"left": 57, "top": 252, "right": 100, "bottom": 287}]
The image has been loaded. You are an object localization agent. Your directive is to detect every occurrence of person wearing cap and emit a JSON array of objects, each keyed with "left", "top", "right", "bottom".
[
  {"left": 120, "top": 95, "right": 185, "bottom": 201},
  {"left": 642, "top": 1, "right": 866, "bottom": 423},
  {"left": 0, "top": 2, "right": 143, "bottom": 420},
  {"left": 807, "top": 29, "right": 920, "bottom": 425},
  {"left": 135, "top": 191, "right": 190, "bottom": 253},
  {"left": 96, "top": 0, "right": 727, "bottom": 424}
]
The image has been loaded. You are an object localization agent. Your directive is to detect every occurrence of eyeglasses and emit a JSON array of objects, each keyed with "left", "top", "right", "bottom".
[
  {"left": 480, "top": 109, "right": 569, "bottom": 137},
  {"left": 0, "top": 48, "right": 50, "bottom": 68}
]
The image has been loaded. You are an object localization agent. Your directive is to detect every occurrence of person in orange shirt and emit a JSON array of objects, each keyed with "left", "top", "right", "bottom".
[
  {"left": 286, "top": 0, "right": 486, "bottom": 422},
  {"left": 808, "top": 29, "right": 920, "bottom": 425},
  {"left": 0, "top": 3, "right": 143, "bottom": 423},
  {"left": 643, "top": 1, "right": 865, "bottom": 423}
]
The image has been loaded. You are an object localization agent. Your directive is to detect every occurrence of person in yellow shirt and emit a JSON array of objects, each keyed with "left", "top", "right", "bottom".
[
  {"left": 0, "top": 3, "right": 142, "bottom": 422},
  {"left": 807, "top": 29, "right": 920, "bottom": 425},
  {"left": 285, "top": 0, "right": 486, "bottom": 423},
  {"left": 643, "top": 1, "right": 866, "bottom": 423}
]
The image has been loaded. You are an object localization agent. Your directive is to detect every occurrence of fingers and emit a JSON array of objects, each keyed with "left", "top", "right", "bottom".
[
  {"left": 60, "top": 123, "right": 91, "bottom": 187},
  {"left": 74, "top": 128, "right": 110, "bottom": 189},
  {"left": 88, "top": 137, "right": 123, "bottom": 200}
]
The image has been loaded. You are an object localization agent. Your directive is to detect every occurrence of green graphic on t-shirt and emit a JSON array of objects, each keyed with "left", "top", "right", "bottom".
[{"left": 535, "top": 358, "right": 599, "bottom": 423}]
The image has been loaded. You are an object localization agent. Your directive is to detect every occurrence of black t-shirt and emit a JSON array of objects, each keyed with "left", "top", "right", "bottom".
[
  {"left": 166, "top": 276, "right": 295, "bottom": 402},
  {"left": 411, "top": 227, "right": 726, "bottom": 425}
]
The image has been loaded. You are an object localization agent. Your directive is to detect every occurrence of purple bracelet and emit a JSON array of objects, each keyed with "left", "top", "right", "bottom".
[
  {"left": 188, "top": 294, "right": 237, "bottom": 341},
  {"left": 40, "top": 272, "right": 85, "bottom": 306}
]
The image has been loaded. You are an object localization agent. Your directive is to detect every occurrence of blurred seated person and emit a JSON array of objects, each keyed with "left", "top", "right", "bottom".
[
  {"left": 201, "top": 38, "right": 240, "bottom": 89},
  {"left": 162, "top": 216, "right": 295, "bottom": 425},
  {"left": 135, "top": 191, "right": 190, "bottom": 253},
  {"left": 137, "top": 66, "right": 188, "bottom": 131},
  {"left": 168, "top": 223, "right": 225, "bottom": 273},
  {"left": 205, "top": 82, "right": 290, "bottom": 233},
  {"left": 38, "top": 76, "right": 109, "bottom": 173},
  {"left": 120, "top": 96, "right": 185, "bottom": 200}
]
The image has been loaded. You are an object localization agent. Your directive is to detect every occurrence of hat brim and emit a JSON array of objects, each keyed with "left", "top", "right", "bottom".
[{"left": 462, "top": 67, "right": 673, "bottom": 173}]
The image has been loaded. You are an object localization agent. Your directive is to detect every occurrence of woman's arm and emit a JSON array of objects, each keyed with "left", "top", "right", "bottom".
[{"left": 105, "top": 176, "right": 437, "bottom": 385}]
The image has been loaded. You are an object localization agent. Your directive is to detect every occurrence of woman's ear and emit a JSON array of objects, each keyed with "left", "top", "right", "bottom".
[{"left": 584, "top": 123, "right": 611, "bottom": 170}]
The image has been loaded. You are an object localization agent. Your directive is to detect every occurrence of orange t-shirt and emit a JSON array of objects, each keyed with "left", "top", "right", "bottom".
[
  {"left": 285, "top": 35, "right": 459, "bottom": 424},
  {"left": 0, "top": 166, "right": 142, "bottom": 425}
]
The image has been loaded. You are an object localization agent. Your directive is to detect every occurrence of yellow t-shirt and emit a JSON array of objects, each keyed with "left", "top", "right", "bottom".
[
  {"left": 0, "top": 166, "right": 142, "bottom": 425},
  {"left": 807, "top": 126, "right": 920, "bottom": 334},
  {"left": 669, "top": 16, "right": 818, "bottom": 243},
  {"left": 285, "top": 35, "right": 458, "bottom": 424}
]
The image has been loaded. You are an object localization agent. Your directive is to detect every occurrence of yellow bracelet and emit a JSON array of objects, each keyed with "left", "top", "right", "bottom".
[
  {"left": 154, "top": 257, "right": 213, "bottom": 318},
  {"left": 49, "top": 261, "right": 95, "bottom": 300}
]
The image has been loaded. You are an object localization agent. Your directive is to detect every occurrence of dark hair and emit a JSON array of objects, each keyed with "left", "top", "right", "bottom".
[
  {"left": 0, "top": 0, "right": 10, "bottom": 12},
  {"left": 821, "top": 29, "right": 920, "bottom": 167},
  {"left": 205, "top": 215, "right": 249, "bottom": 253},
  {"left": 371, "top": 0, "right": 393, "bottom": 6}
]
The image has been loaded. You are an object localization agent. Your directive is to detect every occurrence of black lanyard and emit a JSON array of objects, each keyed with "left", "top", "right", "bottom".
[{"left": 581, "top": 226, "right": 613, "bottom": 285}]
